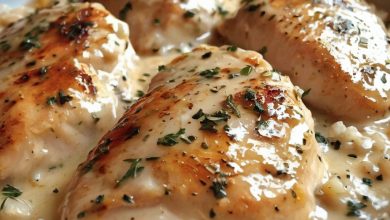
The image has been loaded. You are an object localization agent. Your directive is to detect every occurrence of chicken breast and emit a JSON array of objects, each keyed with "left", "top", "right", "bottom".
[
  {"left": 94, "top": 0, "right": 240, "bottom": 54},
  {"left": 61, "top": 46, "right": 324, "bottom": 220},
  {"left": 218, "top": 0, "right": 390, "bottom": 121},
  {"left": 0, "top": 2, "right": 137, "bottom": 219}
]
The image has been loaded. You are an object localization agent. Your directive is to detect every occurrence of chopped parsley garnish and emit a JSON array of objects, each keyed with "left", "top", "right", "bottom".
[
  {"left": 315, "top": 132, "right": 328, "bottom": 144},
  {"left": 119, "top": 2, "right": 132, "bottom": 20},
  {"left": 359, "top": 37, "right": 368, "bottom": 48},
  {"left": 77, "top": 211, "right": 86, "bottom": 218},
  {"left": 192, "top": 109, "right": 205, "bottom": 120},
  {"left": 201, "top": 51, "right": 212, "bottom": 59},
  {"left": 193, "top": 109, "right": 231, "bottom": 133},
  {"left": 226, "top": 45, "right": 237, "bottom": 52},
  {"left": 381, "top": 74, "right": 387, "bottom": 84},
  {"left": 244, "top": 89, "right": 264, "bottom": 114},
  {"left": 246, "top": 4, "right": 261, "bottom": 12},
  {"left": 158, "top": 65, "right": 166, "bottom": 71},
  {"left": 180, "top": 135, "right": 196, "bottom": 144},
  {"left": 209, "top": 208, "right": 216, "bottom": 218},
  {"left": 157, "top": 128, "right": 186, "bottom": 146},
  {"left": 301, "top": 88, "right": 311, "bottom": 98},
  {"left": 259, "top": 46, "right": 267, "bottom": 55},
  {"left": 46, "top": 96, "right": 57, "bottom": 106},
  {"left": 145, "top": 157, "right": 160, "bottom": 161},
  {"left": 240, "top": 65, "right": 253, "bottom": 76},
  {"left": 66, "top": 21, "right": 94, "bottom": 40},
  {"left": 210, "top": 178, "right": 227, "bottom": 199},
  {"left": 136, "top": 90, "right": 145, "bottom": 98},
  {"left": 0, "top": 41, "right": 11, "bottom": 52},
  {"left": 1, "top": 185, "right": 22, "bottom": 210},
  {"left": 200, "top": 67, "right": 220, "bottom": 79},
  {"left": 225, "top": 95, "right": 241, "bottom": 117},
  {"left": 346, "top": 200, "right": 367, "bottom": 217},
  {"left": 58, "top": 91, "right": 73, "bottom": 105},
  {"left": 200, "top": 119, "right": 218, "bottom": 133},
  {"left": 348, "top": 154, "right": 357, "bottom": 158},
  {"left": 116, "top": 159, "right": 144, "bottom": 186},
  {"left": 153, "top": 18, "right": 160, "bottom": 25},
  {"left": 81, "top": 139, "right": 111, "bottom": 174},
  {"left": 122, "top": 194, "right": 134, "bottom": 203},
  {"left": 38, "top": 66, "right": 48, "bottom": 77},
  {"left": 217, "top": 6, "right": 228, "bottom": 17},
  {"left": 183, "top": 10, "right": 195, "bottom": 18},
  {"left": 94, "top": 195, "right": 104, "bottom": 204},
  {"left": 20, "top": 37, "right": 40, "bottom": 51},
  {"left": 331, "top": 140, "right": 341, "bottom": 150},
  {"left": 44, "top": 90, "right": 72, "bottom": 107},
  {"left": 362, "top": 178, "right": 372, "bottom": 187}
]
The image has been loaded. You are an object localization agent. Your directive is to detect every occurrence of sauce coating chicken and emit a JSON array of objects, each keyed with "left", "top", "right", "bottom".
[
  {"left": 61, "top": 46, "right": 324, "bottom": 220},
  {"left": 0, "top": 2, "right": 137, "bottom": 219},
  {"left": 94, "top": 0, "right": 240, "bottom": 54},
  {"left": 219, "top": 0, "right": 390, "bottom": 121}
]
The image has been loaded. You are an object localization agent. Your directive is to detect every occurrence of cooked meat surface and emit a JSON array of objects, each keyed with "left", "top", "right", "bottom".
[
  {"left": 61, "top": 46, "right": 324, "bottom": 220},
  {"left": 0, "top": 2, "right": 137, "bottom": 218},
  {"left": 219, "top": 0, "right": 390, "bottom": 121},
  {"left": 94, "top": 0, "right": 240, "bottom": 54}
]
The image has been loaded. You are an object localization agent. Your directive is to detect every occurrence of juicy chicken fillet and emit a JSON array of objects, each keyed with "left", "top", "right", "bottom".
[
  {"left": 219, "top": 0, "right": 390, "bottom": 121},
  {"left": 0, "top": 2, "right": 137, "bottom": 218},
  {"left": 62, "top": 46, "right": 324, "bottom": 220},
  {"left": 94, "top": 0, "right": 240, "bottom": 54}
]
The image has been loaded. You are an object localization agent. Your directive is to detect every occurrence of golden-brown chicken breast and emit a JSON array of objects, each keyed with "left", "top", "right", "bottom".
[
  {"left": 94, "top": 0, "right": 240, "bottom": 54},
  {"left": 61, "top": 46, "right": 324, "bottom": 220},
  {"left": 0, "top": 2, "right": 137, "bottom": 219},
  {"left": 218, "top": 0, "right": 390, "bottom": 122}
]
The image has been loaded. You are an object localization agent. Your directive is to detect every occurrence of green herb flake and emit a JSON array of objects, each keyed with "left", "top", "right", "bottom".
[
  {"left": 58, "top": 91, "right": 73, "bottom": 105},
  {"left": 259, "top": 46, "right": 268, "bottom": 55},
  {"left": 46, "top": 96, "right": 57, "bottom": 106},
  {"left": 210, "top": 178, "right": 227, "bottom": 199},
  {"left": 200, "top": 119, "right": 218, "bottom": 133},
  {"left": 0, "top": 41, "right": 11, "bottom": 52},
  {"left": 362, "top": 177, "right": 372, "bottom": 187},
  {"left": 226, "top": 95, "right": 241, "bottom": 117},
  {"left": 153, "top": 18, "right": 160, "bottom": 25},
  {"left": 122, "top": 194, "right": 134, "bottom": 203},
  {"left": 94, "top": 195, "right": 104, "bottom": 204},
  {"left": 315, "top": 132, "right": 328, "bottom": 144},
  {"left": 201, "top": 51, "right": 212, "bottom": 59},
  {"left": 192, "top": 109, "right": 205, "bottom": 119},
  {"left": 240, "top": 65, "right": 253, "bottom": 76},
  {"left": 1, "top": 185, "right": 22, "bottom": 210},
  {"left": 157, "top": 128, "right": 186, "bottom": 146},
  {"left": 381, "top": 74, "right": 387, "bottom": 84},
  {"left": 200, "top": 67, "right": 220, "bottom": 79},
  {"left": 217, "top": 6, "right": 229, "bottom": 16},
  {"left": 136, "top": 90, "right": 145, "bottom": 98},
  {"left": 116, "top": 159, "right": 144, "bottom": 186},
  {"left": 77, "top": 211, "right": 86, "bottom": 218},
  {"left": 119, "top": 2, "right": 132, "bottom": 20},
  {"left": 209, "top": 208, "right": 216, "bottom": 218},
  {"left": 346, "top": 200, "right": 367, "bottom": 217},
  {"left": 183, "top": 10, "right": 195, "bottom": 18},
  {"left": 158, "top": 65, "right": 166, "bottom": 72},
  {"left": 302, "top": 88, "right": 311, "bottom": 98},
  {"left": 226, "top": 45, "right": 237, "bottom": 52}
]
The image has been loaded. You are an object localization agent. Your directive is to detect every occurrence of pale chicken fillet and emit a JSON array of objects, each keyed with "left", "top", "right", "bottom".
[
  {"left": 219, "top": 0, "right": 390, "bottom": 121},
  {"left": 93, "top": 0, "right": 240, "bottom": 54},
  {"left": 61, "top": 46, "right": 324, "bottom": 220},
  {"left": 0, "top": 2, "right": 138, "bottom": 219}
]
